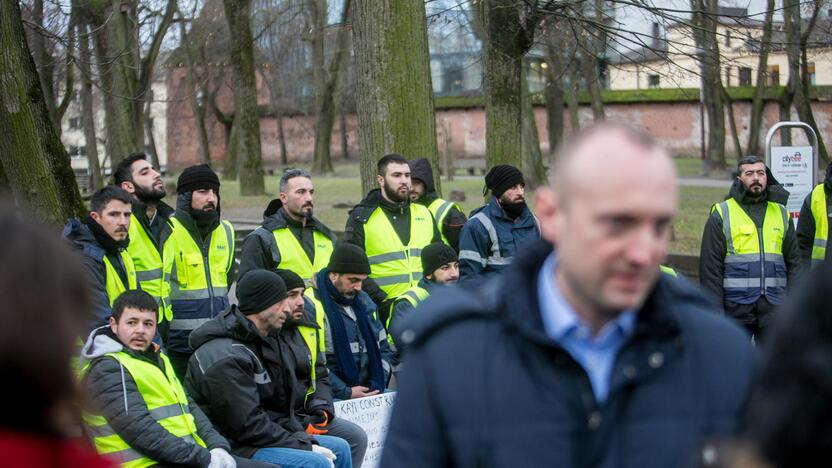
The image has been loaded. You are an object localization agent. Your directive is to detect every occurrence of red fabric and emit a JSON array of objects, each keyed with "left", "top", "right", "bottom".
[{"left": 0, "top": 430, "right": 114, "bottom": 468}]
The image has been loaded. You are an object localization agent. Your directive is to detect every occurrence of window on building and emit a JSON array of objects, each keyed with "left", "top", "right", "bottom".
[
  {"left": 739, "top": 67, "right": 752, "bottom": 86},
  {"left": 68, "top": 145, "right": 86, "bottom": 159},
  {"left": 767, "top": 65, "right": 780, "bottom": 86},
  {"left": 809, "top": 62, "right": 816, "bottom": 85},
  {"left": 725, "top": 31, "right": 732, "bottom": 47},
  {"left": 725, "top": 67, "right": 732, "bottom": 86},
  {"left": 68, "top": 117, "right": 81, "bottom": 129},
  {"left": 647, "top": 74, "right": 660, "bottom": 88}
]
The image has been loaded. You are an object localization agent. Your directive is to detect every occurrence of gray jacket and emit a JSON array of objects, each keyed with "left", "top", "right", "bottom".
[{"left": 81, "top": 327, "right": 230, "bottom": 467}]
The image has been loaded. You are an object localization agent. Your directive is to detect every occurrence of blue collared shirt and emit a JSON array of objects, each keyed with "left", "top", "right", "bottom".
[{"left": 537, "top": 253, "right": 637, "bottom": 404}]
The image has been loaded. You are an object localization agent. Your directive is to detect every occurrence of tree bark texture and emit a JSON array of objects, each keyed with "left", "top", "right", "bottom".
[
  {"left": 351, "top": 0, "right": 440, "bottom": 195},
  {"left": 0, "top": 0, "right": 85, "bottom": 224},
  {"left": 78, "top": 21, "right": 102, "bottom": 192},
  {"left": 542, "top": 29, "right": 564, "bottom": 156},
  {"left": 178, "top": 10, "right": 212, "bottom": 166},
  {"left": 223, "top": 0, "right": 265, "bottom": 195},
  {"left": 521, "top": 66, "right": 546, "bottom": 189},
  {"left": 746, "top": 0, "right": 774, "bottom": 157}
]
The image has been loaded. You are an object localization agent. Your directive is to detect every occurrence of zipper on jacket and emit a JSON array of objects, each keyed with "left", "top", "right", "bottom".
[
  {"left": 757, "top": 227, "right": 766, "bottom": 296},
  {"left": 201, "top": 234, "right": 216, "bottom": 317}
]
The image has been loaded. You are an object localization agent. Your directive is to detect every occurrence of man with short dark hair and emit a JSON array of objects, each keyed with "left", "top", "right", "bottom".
[
  {"left": 239, "top": 168, "right": 337, "bottom": 283},
  {"left": 306, "top": 244, "right": 394, "bottom": 400},
  {"left": 186, "top": 270, "right": 352, "bottom": 468},
  {"left": 458, "top": 164, "right": 540, "bottom": 279},
  {"left": 114, "top": 152, "right": 174, "bottom": 331},
  {"left": 162, "top": 164, "right": 236, "bottom": 378},
  {"left": 63, "top": 186, "right": 137, "bottom": 333},
  {"left": 388, "top": 242, "right": 459, "bottom": 349},
  {"left": 343, "top": 155, "right": 440, "bottom": 317},
  {"left": 408, "top": 158, "right": 467, "bottom": 252},
  {"left": 699, "top": 155, "right": 803, "bottom": 338},
  {"left": 80, "top": 289, "right": 247, "bottom": 467},
  {"left": 382, "top": 123, "right": 756, "bottom": 468}
]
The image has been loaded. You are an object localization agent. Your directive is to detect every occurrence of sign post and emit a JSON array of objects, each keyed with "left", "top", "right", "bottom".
[{"left": 765, "top": 122, "right": 819, "bottom": 222}]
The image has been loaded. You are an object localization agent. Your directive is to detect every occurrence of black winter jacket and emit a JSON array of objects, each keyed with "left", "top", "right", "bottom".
[
  {"left": 381, "top": 240, "right": 756, "bottom": 468},
  {"left": 409, "top": 158, "right": 468, "bottom": 251},
  {"left": 238, "top": 201, "right": 337, "bottom": 279},
  {"left": 185, "top": 306, "right": 317, "bottom": 457},
  {"left": 81, "top": 327, "right": 229, "bottom": 467},
  {"left": 796, "top": 163, "right": 832, "bottom": 266},
  {"left": 699, "top": 175, "right": 803, "bottom": 311}
]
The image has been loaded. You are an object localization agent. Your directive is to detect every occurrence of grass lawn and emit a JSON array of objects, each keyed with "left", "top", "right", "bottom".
[{"left": 171, "top": 159, "right": 728, "bottom": 255}]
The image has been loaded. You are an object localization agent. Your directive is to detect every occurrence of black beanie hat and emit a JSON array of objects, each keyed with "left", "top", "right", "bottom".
[
  {"left": 328, "top": 244, "right": 371, "bottom": 275},
  {"left": 272, "top": 268, "right": 306, "bottom": 291},
  {"left": 177, "top": 164, "right": 220, "bottom": 194},
  {"left": 237, "top": 270, "right": 288, "bottom": 315},
  {"left": 484, "top": 164, "right": 524, "bottom": 198},
  {"left": 422, "top": 242, "right": 459, "bottom": 277}
]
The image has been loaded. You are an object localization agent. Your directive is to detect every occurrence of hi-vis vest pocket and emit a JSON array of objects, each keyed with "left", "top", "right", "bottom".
[{"left": 179, "top": 252, "right": 203, "bottom": 286}]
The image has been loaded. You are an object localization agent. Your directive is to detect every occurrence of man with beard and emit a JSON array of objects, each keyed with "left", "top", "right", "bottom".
[
  {"left": 699, "top": 155, "right": 803, "bottom": 339},
  {"left": 305, "top": 244, "right": 394, "bottom": 400},
  {"left": 387, "top": 243, "right": 459, "bottom": 351},
  {"left": 239, "top": 168, "right": 337, "bottom": 284},
  {"left": 458, "top": 164, "right": 540, "bottom": 279},
  {"left": 114, "top": 152, "right": 174, "bottom": 332},
  {"left": 162, "top": 164, "right": 236, "bottom": 378},
  {"left": 408, "top": 158, "right": 467, "bottom": 252},
  {"left": 63, "top": 186, "right": 137, "bottom": 334},
  {"left": 343, "top": 154, "right": 440, "bottom": 315},
  {"left": 274, "top": 269, "right": 369, "bottom": 467},
  {"left": 381, "top": 123, "right": 756, "bottom": 468}
]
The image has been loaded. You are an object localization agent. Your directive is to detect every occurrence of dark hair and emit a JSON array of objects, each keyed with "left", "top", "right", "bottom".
[
  {"left": 377, "top": 154, "right": 409, "bottom": 176},
  {"left": 113, "top": 152, "right": 149, "bottom": 185},
  {"left": 89, "top": 185, "right": 132, "bottom": 213},
  {"left": 743, "top": 260, "right": 832, "bottom": 467},
  {"left": 0, "top": 208, "right": 90, "bottom": 434},
  {"left": 737, "top": 155, "right": 764, "bottom": 171},
  {"left": 112, "top": 290, "right": 158, "bottom": 322},
  {"left": 280, "top": 168, "right": 312, "bottom": 193}
]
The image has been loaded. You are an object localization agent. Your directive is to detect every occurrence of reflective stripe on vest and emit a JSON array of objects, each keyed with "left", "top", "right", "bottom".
[
  {"left": 127, "top": 214, "right": 171, "bottom": 323},
  {"left": 301, "top": 288, "right": 327, "bottom": 400},
  {"left": 82, "top": 351, "right": 206, "bottom": 467},
  {"left": 364, "top": 204, "right": 435, "bottom": 298},
  {"left": 272, "top": 228, "right": 334, "bottom": 284},
  {"left": 428, "top": 199, "right": 459, "bottom": 245},
  {"left": 386, "top": 285, "right": 429, "bottom": 346},
  {"left": 165, "top": 218, "right": 234, "bottom": 332},
  {"left": 809, "top": 183, "right": 829, "bottom": 266},
  {"left": 713, "top": 198, "right": 788, "bottom": 305},
  {"left": 659, "top": 265, "right": 677, "bottom": 277},
  {"left": 103, "top": 252, "right": 137, "bottom": 306},
  {"left": 458, "top": 212, "right": 513, "bottom": 268}
]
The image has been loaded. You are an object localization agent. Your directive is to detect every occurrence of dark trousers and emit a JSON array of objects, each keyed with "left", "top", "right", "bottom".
[
  {"left": 327, "top": 417, "right": 368, "bottom": 468},
  {"left": 725, "top": 296, "right": 776, "bottom": 342},
  {"left": 166, "top": 349, "right": 192, "bottom": 382}
]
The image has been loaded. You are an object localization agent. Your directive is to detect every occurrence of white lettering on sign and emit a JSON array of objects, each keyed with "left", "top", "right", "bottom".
[
  {"left": 770, "top": 146, "right": 814, "bottom": 222},
  {"left": 334, "top": 392, "right": 396, "bottom": 468}
]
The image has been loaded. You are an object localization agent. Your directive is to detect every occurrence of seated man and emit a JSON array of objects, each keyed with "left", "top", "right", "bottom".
[
  {"left": 274, "top": 269, "right": 368, "bottom": 468},
  {"left": 306, "top": 244, "right": 394, "bottom": 400},
  {"left": 388, "top": 242, "right": 459, "bottom": 349},
  {"left": 81, "top": 289, "right": 251, "bottom": 467},
  {"left": 186, "top": 269, "right": 351, "bottom": 468}
]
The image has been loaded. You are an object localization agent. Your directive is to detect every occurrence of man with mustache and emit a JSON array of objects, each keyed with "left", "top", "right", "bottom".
[
  {"left": 162, "top": 164, "right": 236, "bottom": 379},
  {"left": 114, "top": 152, "right": 174, "bottom": 333},
  {"left": 458, "top": 164, "right": 540, "bottom": 280},
  {"left": 239, "top": 168, "right": 337, "bottom": 284},
  {"left": 343, "top": 154, "right": 440, "bottom": 318},
  {"left": 63, "top": 185, "right": 137, "bottom": 334},
  {"left": 699, "top": 155, "right": 803, "bottom": 339}
]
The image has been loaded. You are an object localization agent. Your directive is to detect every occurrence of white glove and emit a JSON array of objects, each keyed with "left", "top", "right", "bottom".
[
  {"left": 312, "top": 444, "right": 337, "bottom": 468},
  {"left": 208, "top": 448, "right": 236, "bottom": 468}
]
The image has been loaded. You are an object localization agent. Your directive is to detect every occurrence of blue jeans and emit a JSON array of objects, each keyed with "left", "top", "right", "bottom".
[{"left": 251, "top": 435, "right": 352, "bottom": 468}]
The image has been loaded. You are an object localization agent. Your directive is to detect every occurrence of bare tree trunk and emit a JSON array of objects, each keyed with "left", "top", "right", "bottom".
[
  {"left": 352, "top": 0, "right": 440, "bottom": 194},
  {"left": 694, "top": 0, "right": 725, "bottom": 172},
  {"left": 339, "top": 106, "right": 349, "bottom": 160},
  {"left": 144, "top": 93, "right": 161, "bottom": 169},
  {"left": 0, "top": 0, "right": 85, "bottom": 223},
  {"left": 746, "top": 0, "right": 774, "bottom": 156},
  {"left": 223, "top": 0, "right": 265, "bottom": 195},
  {"left": 78, "top": 21, "right": 102, "bottom": 191},
  {"left": 780, "top": 93, "right": 793, "bottom": 145},
  {"left": 522, "top": 66, "right": 546, "bottom": 189},
  {"left": 222, "top": 119, "right": 238, "bottom": 180},
  {"left": 543, "top": 27, "right": 564, "bottom": 155},
  {"left": 721, "top": 85, "right": 743, "bottom": 160},
  {"left": 178, "top": 10, "right": 211, "bottom": 166},
  {"left": 567, "top": 64, "right": 581, "bottom": 131}
]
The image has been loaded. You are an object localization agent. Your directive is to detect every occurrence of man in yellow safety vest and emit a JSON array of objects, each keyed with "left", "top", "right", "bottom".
[{"left": 797, "top": 162, "right": 832, "bottom": 268}]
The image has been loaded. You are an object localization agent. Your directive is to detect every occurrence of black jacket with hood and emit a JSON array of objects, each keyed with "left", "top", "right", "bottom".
[
  {"left": 409, "top": 158, "right": 467, "bottom": 251},
  {"left": 184, "top": 306, "right": 318, "bottom": 457},
  {"left": 80, "top": 327, "right": 230, "bottom": 467},
  {"left": 63, "top": 219, "right": 131, "bottom": 334},
  {"left": 238, "top": 199, "right": 337, "bottom": 279},
  {"left": 796, "top": 162, "right": 832, "bottom": 265},
  {"left": 699, "top": 170, "right": 803, "bottom": 312}
]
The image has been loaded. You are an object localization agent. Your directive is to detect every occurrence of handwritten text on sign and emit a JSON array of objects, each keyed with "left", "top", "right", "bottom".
[{"left": 334, "top": 392, "right": 396, "bottom": 468}]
